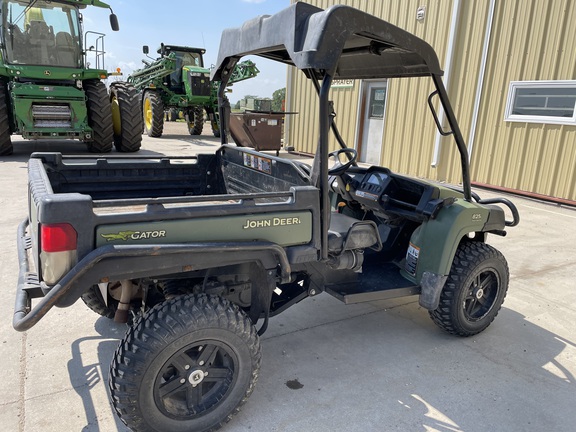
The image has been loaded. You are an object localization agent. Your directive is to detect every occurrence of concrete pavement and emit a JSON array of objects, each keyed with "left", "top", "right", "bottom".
[{"left": 1, "top": 122, "right": 575, "bottom": 431}]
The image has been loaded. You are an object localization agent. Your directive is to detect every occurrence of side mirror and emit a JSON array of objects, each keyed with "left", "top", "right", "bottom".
[
  {"left": 143, "top": 45, "right": 149, "bottom": 55},
  {"left": 110, "top": 14, "right": 119, "bottom": 31}
]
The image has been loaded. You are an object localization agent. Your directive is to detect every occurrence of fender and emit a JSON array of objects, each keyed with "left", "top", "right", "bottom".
[{"left": 402, "top": 199, "right": 502, "bottom": 284}]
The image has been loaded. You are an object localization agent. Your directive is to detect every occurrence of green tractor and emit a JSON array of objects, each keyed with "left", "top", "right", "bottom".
[
  {"left": 128, "top": 43, "right": 258, "bottom": 138},
  {"left": 0, "top": 0, "right": 142, "bottom": 156}
]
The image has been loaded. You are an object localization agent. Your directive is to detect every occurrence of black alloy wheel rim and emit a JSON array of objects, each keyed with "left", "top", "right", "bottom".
[
  {"left": 153, "top": 340, "right": 238, "bottom": 419},
  {"left": 463, "top": 269, "right": 500, "bottom": 322}
]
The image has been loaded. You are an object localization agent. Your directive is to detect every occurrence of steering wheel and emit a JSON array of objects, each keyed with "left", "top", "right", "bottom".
[{"left": 328, "top": 148, "right": 358, "bottom": 176}]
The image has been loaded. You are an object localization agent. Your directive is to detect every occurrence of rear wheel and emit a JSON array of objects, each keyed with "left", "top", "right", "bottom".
[
  {"left": 110, "top": 82, "right": 142, "bottom": 152},
  {"left": 188, "top": 106, "right": 204, "bottom": 135},
  {"left": 109, "top": 294, "right": 261, "bottom": 432},
  {"left": 0, "top": 81, "right": 13, "bottom": 156},
  {"left": 429, "top": 242, "right": 509, "bottom": 336},
  {"left": 166, "top": 108, "right": 178, "bottom": 122},
  {"left": 143, "top": 91, "right": 164, "bottom": 137},
  {"left": 84, "top": 80, "right": 113, "bottom": 153},
  {"left": 207, "top": 108, "right": 221, "bottom": 137}
]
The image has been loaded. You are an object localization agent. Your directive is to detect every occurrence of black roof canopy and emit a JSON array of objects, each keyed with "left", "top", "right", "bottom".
[
  {"left": 213, "top": 2, "right": 474, "bottom": 243},
  {"left": 211, "top": 2, "right": 443, "bottom": 81}
]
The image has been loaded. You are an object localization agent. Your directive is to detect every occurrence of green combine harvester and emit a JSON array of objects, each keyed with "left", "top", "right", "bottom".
[
  {"left": 128, "top": 43, "right": 259, "bottom": 138},
  {"left": 0, "top": 0, "right": 142, "bottom": 155}
]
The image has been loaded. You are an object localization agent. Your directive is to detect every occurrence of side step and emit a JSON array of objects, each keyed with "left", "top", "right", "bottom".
[
  {"left": 23, "top": 272, "right": 43, "bottom": 299},
  {"left": 325, "top": 261, "right": 420, "bottom": 304},
  {"left": 326, "top": 284, "right": 419, "bottom": 304}
]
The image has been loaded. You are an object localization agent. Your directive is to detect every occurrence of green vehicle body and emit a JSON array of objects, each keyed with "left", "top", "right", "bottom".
[
  {"left": 8, "top": 77, "right": 91, "bottom": 139},
  {"left": 129, "top": 46, "right": 210, "bottom": 106},
  {"left": 404, "top": 199, "right": 490, "bottom": 281},
  {"left": 0, "top": 0, "right": 142, "bottom": 155},
  {"left": 96, "top": 211, "right": 314, "bottom": 248},
  {"left": 128, "top": 44, "right": 258, "bottom": 138}
]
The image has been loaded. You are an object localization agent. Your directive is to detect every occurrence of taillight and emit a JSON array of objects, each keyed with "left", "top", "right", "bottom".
[{"left": 41, "top": 223, "right": 77, "bottom": 252}]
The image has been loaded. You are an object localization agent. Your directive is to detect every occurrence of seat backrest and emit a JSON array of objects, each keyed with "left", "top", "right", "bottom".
[
  {"left": 28, "top": 20, "right": 52, "bottom": 43},
  {"left": 27, "top": 20, "right": 55, "bottom": 64},
  {"left": 55, "top": 32, "right": 77, "bottom": 67},
  {"left": 327, "top": 212, "right": 382, "bottom": 253}
]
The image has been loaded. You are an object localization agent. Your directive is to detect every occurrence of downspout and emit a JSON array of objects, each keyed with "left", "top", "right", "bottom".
[
  {"left": 467, "top": 0, "right": 496, "bottom": 160},
  {"left": 431, "top": 0, "right": 462, "bottom": 167}
]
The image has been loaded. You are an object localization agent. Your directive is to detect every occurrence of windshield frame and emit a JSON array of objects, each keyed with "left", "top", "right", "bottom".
[{"left": 1, "top": 0, "right": 82, "bottom": 68}]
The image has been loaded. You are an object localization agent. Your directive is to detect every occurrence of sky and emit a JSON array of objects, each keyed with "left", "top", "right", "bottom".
[{"left": 84, "top": 0, "right": 291, "bottom": 103}]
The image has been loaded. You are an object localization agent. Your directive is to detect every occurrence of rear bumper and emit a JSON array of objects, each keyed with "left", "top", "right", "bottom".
[{"left": 14, "top": 217, "right": 291, "bottom": 332}]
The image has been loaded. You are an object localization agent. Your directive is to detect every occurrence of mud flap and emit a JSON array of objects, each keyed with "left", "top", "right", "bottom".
[
  {"left": 248, "top": 262, "right": 275, "bottom": 335},
  {"left": 418, "top": 271, "right": 448, "bottom": 310}
]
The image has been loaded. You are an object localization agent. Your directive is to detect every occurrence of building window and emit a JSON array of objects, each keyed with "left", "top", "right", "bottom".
[
  {"left": 505, "top": 81, "right": 576, "bottom": 125},
  {"left": 368, "top": 87, "right": 386, "bottom": 118}
]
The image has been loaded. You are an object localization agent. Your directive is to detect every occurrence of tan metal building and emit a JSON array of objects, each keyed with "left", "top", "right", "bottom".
[{"left": 285, "top": 0, "right": 576, "bottom": 204}]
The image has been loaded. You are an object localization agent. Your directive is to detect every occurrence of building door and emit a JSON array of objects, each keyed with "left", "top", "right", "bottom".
[{"left": 359, "top": 81, "right": 387, "bottom": 164}]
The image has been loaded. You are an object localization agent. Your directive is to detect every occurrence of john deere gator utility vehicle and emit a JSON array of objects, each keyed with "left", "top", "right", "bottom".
[
  {"left": 14, "top": 3, "right": 519, "bottom": 431},
  {"left": 0, "top": 0, "right": 142, "bottom": 155},
  {"left": 128, "top": 43, "right": 258, "bottom": 138}
]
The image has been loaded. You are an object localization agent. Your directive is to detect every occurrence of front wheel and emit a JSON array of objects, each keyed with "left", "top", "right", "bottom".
[
  {"left": 188, "top": 106, "right": 204, "bottom": 135},
  {"left": 109, "top": 294, "right": 261, "bottom": 432},
  {"left": 143, "top": 91, "right": 164, "bottom": 137},
  {"left": 84, "top": 80, "right": 113, "bottom": 153},
  {"left": 0, "top": 81, "right": 13, "bottom": 156},
  {"left": 110, "top": 82, "right": 142, "bottom": 152},
  {"left": 429, "top": 242, "right": 509, "bottom": 337}
]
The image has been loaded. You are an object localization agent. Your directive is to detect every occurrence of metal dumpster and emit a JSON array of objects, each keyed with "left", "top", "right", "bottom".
[{"left": 229, "top": 112, "right": 284, "bottom": 154}]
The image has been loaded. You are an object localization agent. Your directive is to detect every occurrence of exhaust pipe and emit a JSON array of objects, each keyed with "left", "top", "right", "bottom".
[{"left": 114, "top": 280, "right": 133, "bottom": 323}]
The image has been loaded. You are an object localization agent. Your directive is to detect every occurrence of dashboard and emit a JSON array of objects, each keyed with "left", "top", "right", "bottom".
[{"left": 352, "top": 167, "right": 441, "bottom": 220}]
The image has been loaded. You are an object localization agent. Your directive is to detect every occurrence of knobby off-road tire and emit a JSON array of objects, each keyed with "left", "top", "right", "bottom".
[
  {"left": 0, "top": 81, "right": 13, "bottom": 156},
  {"left": 110, "top": 82, "right": 142, "bottom": 152},
  {"left": 143, "top": 91, "right": 164, "bottom": 137},
  {"left": 80, "top": 285, "right": 118, "bottom": 319},
  {"left": 429, "top": 242, "right": 509, "bottom": 337},
  {"left": 206, "top": 107, "right": 221, "bottom": 138},
  {"left": 109, "top": 294, "right": 261, "bottom": 432},
  {"left": 188, "top": 106, "right": 204, "bottom": 135},
  {"left": 84, "top": 80, "right": 113, "bottom": 153}
]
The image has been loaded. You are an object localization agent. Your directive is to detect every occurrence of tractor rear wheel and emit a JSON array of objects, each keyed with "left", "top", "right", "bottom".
[
  {"left": 143, "top": 91, "right": 164, "bottom": 137},
  {"left": 429, "top": 242, "right": 509, "bottom": 336},
  {"left": 188, "top": 106, "right": 204, "bottom": 135},
  {"left": 110, "top": 82, "right": 142, "bottom": 152},
  {"left": 0, "top": 81, "right": 13, "bottom": 156},
  {"left": 84, "top": 80, "right": 113, "bottom": 153},
  {"left": 109, "top": 294, "right": 261, "bottom": 432}
]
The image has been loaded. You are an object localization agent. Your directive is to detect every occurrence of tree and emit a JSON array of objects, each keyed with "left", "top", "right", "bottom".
[{"left": 272, "top": 87, "right": 286, "bottom": 112}]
